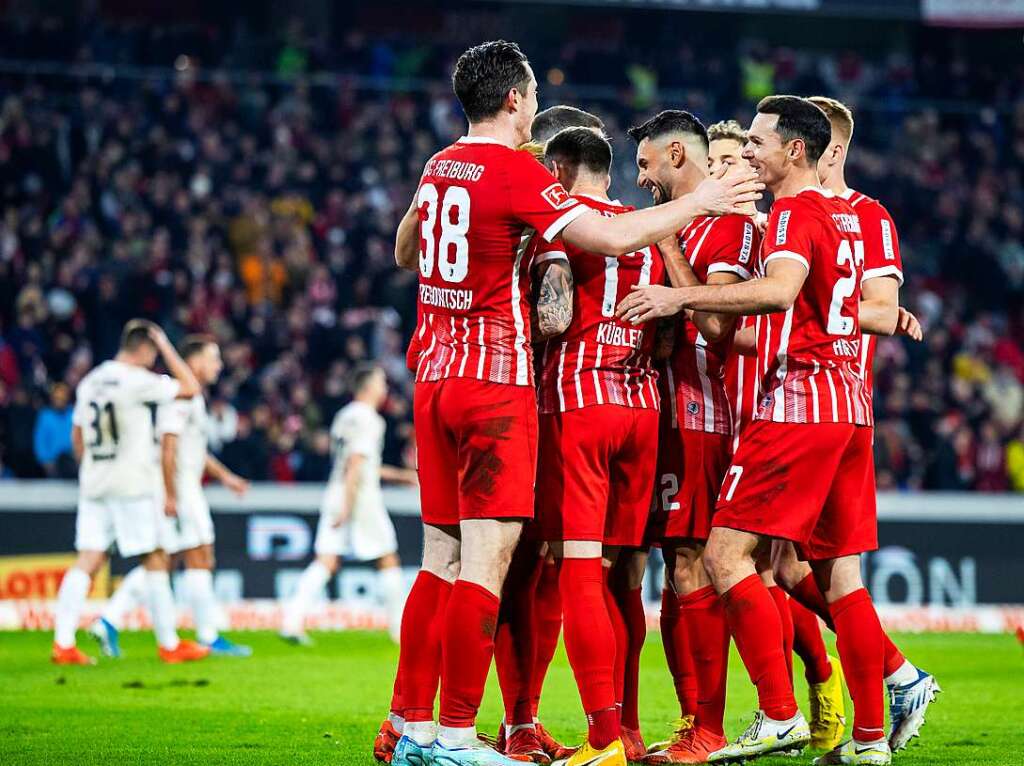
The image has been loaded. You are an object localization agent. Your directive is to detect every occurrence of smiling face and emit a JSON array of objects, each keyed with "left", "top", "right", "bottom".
[
  {"left": 635, "top": 137, "right": 675, "bottom": 204},
  {"left": 742, "top": 112, "right": 790, "bottom": 191}
]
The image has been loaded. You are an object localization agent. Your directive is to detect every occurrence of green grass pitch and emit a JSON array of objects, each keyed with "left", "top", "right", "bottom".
[{"left": 1, "top": 630, "right": 1020, "bottom": 765}]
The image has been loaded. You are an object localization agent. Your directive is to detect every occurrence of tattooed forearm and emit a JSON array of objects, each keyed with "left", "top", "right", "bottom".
[{"left": 535, "top": 261, "right": 574, "bottom": 338}]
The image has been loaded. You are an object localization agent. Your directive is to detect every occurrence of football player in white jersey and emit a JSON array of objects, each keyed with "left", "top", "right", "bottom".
[
  {"left": 90, "top": 336, "right": 251, "bottom": 658},
  {"left": 281, "top": 364, "right": 417, "bottom": 645},
  {"left": 53, "top": 320, "right": 207, "bottom": 665}
]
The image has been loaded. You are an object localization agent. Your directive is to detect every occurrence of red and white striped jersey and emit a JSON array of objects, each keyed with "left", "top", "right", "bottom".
[
  {"left": 411, "top": 138, "right": 588, "bottom": 387},
  {"left": 842, "top": 188, "right": 904, "bottom": 399},
  {"left": 667, "top": 214, "right": 759, "bottom": 434},
  {"left": 536, "top": 195, "right": 666, "bottom": 413},
  {"left": 754, "top": 187, "right": 873, "bottom": 426},
  {"left": 723, "top": 316, "right": 759, "bottom": 453}
]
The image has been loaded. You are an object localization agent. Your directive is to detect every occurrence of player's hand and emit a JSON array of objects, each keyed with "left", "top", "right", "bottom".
[
  {"left": 691, "top": 165, "right": 764, "bottom": 217},
  {"left": 895, "top": 307, "right": 923, "bottom": 341},
  {"left": 330, "top": 510, "right": 350, "bottom": 529},
  {"left": 147, "top": 325, "right": 172, "bottom": 350},
  {"left": 616, "top": 284, "right": 687, "bottom": 325},
  {"left": 224, "top": 474, "right": 251, "bottom": 497},
  {"left": 164, "top": 496, "right": 178, "bottom": 518},
  {"left": 754, "top": 211, "right": 769, "bottom": 235}
]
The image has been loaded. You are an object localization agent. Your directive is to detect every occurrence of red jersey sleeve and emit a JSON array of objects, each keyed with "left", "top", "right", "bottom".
[
  {"left": 762, "top": 199, "right": 814, "bottom": 272},
  {"left": 703, "top": 215, "right": 759, "bottom": 281},
  {"left": 506, "top": 152, "right": 588, "bottom": 242},
  {"left": 859, "top": 201, "right": 903, "bottom": 285},
  {"left": 531, "top": 234, "right": 569, "bottom": 269}
]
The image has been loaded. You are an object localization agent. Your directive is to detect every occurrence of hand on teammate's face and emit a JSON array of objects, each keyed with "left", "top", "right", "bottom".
[{"left": 692, "top": 169, "right": 764, "bottom": 217}]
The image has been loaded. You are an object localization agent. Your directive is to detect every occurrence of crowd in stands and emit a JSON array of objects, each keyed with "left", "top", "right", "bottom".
[{"left": 1, "top": 11, "right": 1022, "bottom": 491}]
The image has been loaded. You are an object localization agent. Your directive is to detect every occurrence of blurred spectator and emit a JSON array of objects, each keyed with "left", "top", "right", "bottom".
[{"left": 32, "top": 382, "right": 75, "bottom": 478}]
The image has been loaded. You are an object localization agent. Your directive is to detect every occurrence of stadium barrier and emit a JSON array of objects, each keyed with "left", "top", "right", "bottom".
[{"left": 1, "top": 482, "right": 1021, "bottom": 633}]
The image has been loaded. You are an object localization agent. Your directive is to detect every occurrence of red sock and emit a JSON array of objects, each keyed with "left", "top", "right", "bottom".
[
  {"left": 789, "top": 573, "right": 904, "bottom": 682},
  {"left": 721, "top": 574, "right": 797, "bottom": 721},
  {"left": 399, "top": 571, "right": 453, "bottom": 722},
  {"left": 439, "top": 580, "right": 501, "bottom": 728},
  {"left": 661, "top": 588, "right": 697, "bottom": 717},
  {"left": 678, "top": 585, "right": 729, "bottom": 737},
  {"left": 615, "top": 585, "right": 647, "bottom": 731},
  {"left": 495, "top": 549, "right": 542, "bottom": 725},
  {"left": 560, "top": 558, "right": 619, "bottom": 747},
  {"left": 882, "top": 634, "right": 906, "bottom": 678},
  {"left": 790, "top": 599, "right": 832, "bottom": 685},
  {"left": 604, "top": 573, "right": 628, "bottom": 707},
  {"left": 530, "top": 560, "right": 562, "bottom": 718},
  {"left": 829, "top": 589, "right": 885, "bottom": 742},
  {"left": 768, "top": 586, "right": 794, "bottom": 683}
]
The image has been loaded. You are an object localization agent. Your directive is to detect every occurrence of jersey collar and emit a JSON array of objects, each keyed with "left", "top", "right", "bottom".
[
  {"left": 457, "top": 136, "right": 506, "bottom": 146},
  {"left": 798, "top": 185, "right": 835, "bottom": 198}
]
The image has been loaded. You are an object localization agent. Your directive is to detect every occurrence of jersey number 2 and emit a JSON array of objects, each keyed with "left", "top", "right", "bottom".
[{"left": 418, "top": 183, "right": 469, "bottom": 283}]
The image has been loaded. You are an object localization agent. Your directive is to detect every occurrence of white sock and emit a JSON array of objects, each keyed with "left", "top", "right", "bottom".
[
  {"left": 884, "top": 659, "right": 918, "bottom": 688},
  {"left": 388, "top": 712, "right": 405, "bottom": 735},
  {"left": 378, "top": 566, "right": 406, "bottom": 643},
  {"left": 54, "top": 567, "right": 91, "bottom": 648},
  {"left": 184, "top": 568, "right": 219, "bottom": 644},
  {"left": 405, "top": 720, "right": 437, "bottom": 747},
  {"left": 282, "top": 560, "right": 331, "bottom": 636},
  {"left": 145, "top": 570, "right": 180, "bottom": 650},
  {"left": 438, "top": 726, "right": 477, "bottom": 748},
  {"left": 102, "top": 565, "right": 147, "bottom": 630}
]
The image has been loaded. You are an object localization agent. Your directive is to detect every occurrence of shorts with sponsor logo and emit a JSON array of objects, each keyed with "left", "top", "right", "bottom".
[
  {"left": 75, "top": 495, "right": 173, "bottom": 558},
  {"left": 536, "top": 405, "right": 658, "bottom": 547},
  {"left": 314, "top": 483, "right": 398, "bottom": 561},
  {"left": 162, "top": 486, "right": 215, "bottom": 553},
  {"left": 646, "top": 412, "right": 732, "bottom": 544},
  {"left": 713, "top": 420, "right": 876, "bottom": 560},
  {"left": 415, "top": 377, "right": 538, "bottom": 525}
]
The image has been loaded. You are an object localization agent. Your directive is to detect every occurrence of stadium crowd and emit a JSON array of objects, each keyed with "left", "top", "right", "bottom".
[{"left": 0, "top": 12, "right": 1022, "bottom": 491}]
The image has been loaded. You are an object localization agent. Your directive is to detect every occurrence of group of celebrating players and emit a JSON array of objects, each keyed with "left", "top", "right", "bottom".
[{"left": 374, "top": 40, "right": 940, "bottom": 766}]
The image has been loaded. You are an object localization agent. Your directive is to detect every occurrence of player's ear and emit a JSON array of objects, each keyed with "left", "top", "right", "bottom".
[
  {"left": 788, "top": 137, "right": 805, "bottom": 165},
  {"left": 670, "top": 141, "right": 686, "bottom": 169}
]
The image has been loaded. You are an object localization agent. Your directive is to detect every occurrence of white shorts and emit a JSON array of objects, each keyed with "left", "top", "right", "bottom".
[
  {"left": 76, "top": 495, "right": 174, "bottom": 558},
  {"left": 163, "top": 487, "right": 215, "bottom": 553},
  {"left": 314, "top": 484, "right": 398, "bottom": 561}
]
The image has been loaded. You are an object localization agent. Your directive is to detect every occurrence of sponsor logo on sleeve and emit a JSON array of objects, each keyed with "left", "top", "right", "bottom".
[
  {"left": 775, "top": 209, "right": 791, "bottom": 245},
  {"left": 881, "top": 219, "right": 895, "bottom": 261},
  {"left": 541, "top": 183, "right": 576, "bottom": 210},
  {"left": 740, "top": 221, "right": 753, "bottom": 264}
]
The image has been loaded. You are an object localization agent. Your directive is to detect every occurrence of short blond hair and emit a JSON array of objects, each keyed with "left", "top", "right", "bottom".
[
  {"left": 707, "top": 119, "right": 747, "bottom": 144},
  {"left": 807, "top": 96, "right": 854, "bottom": 144}
]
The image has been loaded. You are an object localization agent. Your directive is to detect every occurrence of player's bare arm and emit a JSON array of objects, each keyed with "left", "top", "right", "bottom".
[
  {"left": 394, "top": 198, "right": 420, "bottom": 271},
  {"left": 732, "top": 324, "right": 757, "bottom": 357},
  {"left": 148, "top": 327, "right": 200, "bottom": 398},
  {"left": 617, "top": 258, "right": 807, "bottom": 325},
  {"left": 533, "top": 260, "right": 574, "bottom": 338},
  {"left": 858, "top": 276, "right": 900, "bottom": 336},
  {"left": 161, "top": 432, "right": 179, "bottom": 518},
  {"left": 560, "top": 169, "right": 763, "bottom": 256},
  {"left": 204, "top": 453, "right": 250, "bottom": 496},
  {"left": 380, "top": 464, "right": 419, "bottom": 485},
  {"left": 657, "top": 233, "right": 742, "bottom": 340},
  {"left": 71, "top": 424, "right": 84, "bottom": 463},
  {"left": 335, "top": 452, "right": 367, "bottom": 528}
]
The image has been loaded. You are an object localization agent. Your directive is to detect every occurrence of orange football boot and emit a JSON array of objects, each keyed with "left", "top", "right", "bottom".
[
  {"left": 158, "top": 639, "right": 211, "bottom": 663},
  {"left": 374, "top": 719, "right": 401, "bottom": 763},
  {"left": 52, "top": 643, "right": 96, "bottom": 666}
]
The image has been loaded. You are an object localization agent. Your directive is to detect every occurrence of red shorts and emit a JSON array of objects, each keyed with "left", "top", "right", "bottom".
[
  {"left": 414, "top": 377, "right": 538, "bottom": 526},
  {"left": 647, "top": 411, "right": 732, "bottom": 543},
  {"left": 714, "top": 420, "right": 877, "bottom": 560},
  {"left": 535, "top": 405, "right": 658, "bottom": 547}
]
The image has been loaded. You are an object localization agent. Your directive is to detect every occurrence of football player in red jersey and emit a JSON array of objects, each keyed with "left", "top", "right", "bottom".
[
  {"left": 385, "top": 41, "right": 764, "bottom": 766},
  {"left": 628, "top": 113, "right": 760, "bottom": 765},
  {"left": 758, "top": 96, "right": 936, "bottom": 755},
  {"left": 619, "top": 95, "right": 895, "bottom": 765},
  {"left": 530, "top": 126, "right": 666, "bottom": 766},
  {"left": 492, "top": 105, "right": 607, "bottom": 765}
]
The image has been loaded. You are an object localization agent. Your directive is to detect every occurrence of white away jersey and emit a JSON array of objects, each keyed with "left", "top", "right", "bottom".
[
  {"left": 324, "top": 401, "right": 386, "bottom": 518},
  {"left": 157, "top": 395, "right": 209, "bottom": 495},
  {"left": 73, "top": 360, "right": 180, "bottom": 499}
]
